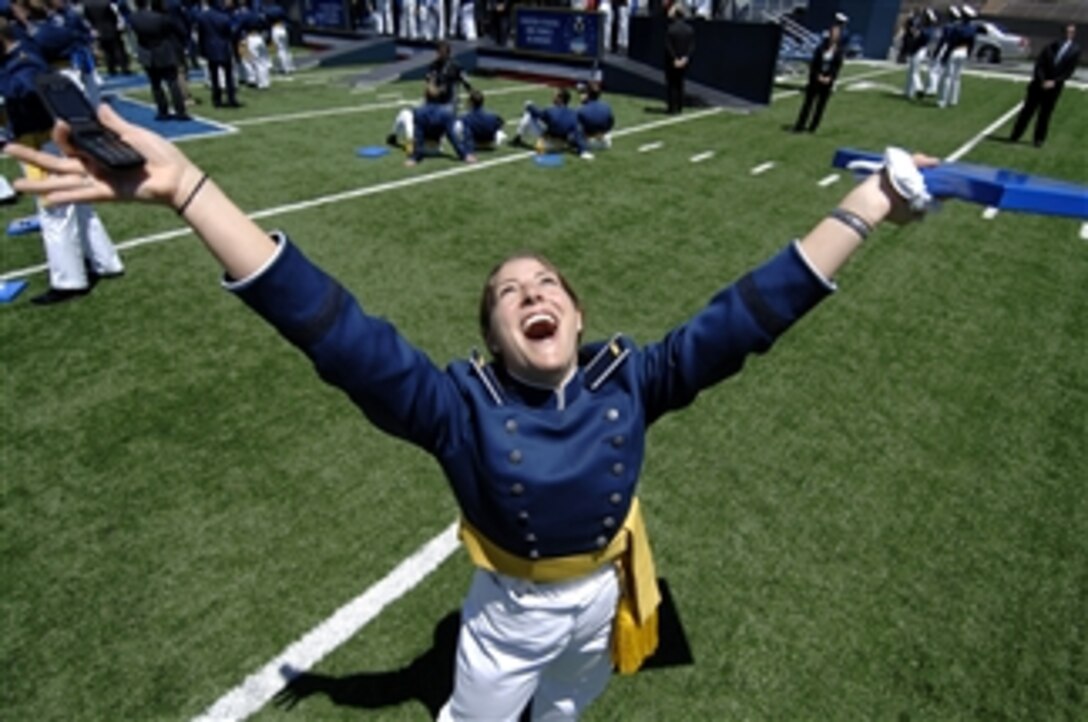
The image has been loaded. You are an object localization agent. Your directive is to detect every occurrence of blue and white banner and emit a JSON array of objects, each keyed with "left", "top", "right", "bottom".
[{"left": 514, "top": 8, "right": 602, "bottom": 61}]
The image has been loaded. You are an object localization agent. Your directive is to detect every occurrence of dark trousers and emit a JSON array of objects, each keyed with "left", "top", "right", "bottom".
[
  {"left": 100, "top": 37, "right": 131, "bottom": 75},
  {"left": 207, "top": 59, "right": 238, "bottom": 106},
  {"left": 146, "top": 65, "right": 187, "bottom": 117},
  {"left": 665, "top": 65, "right": 686, "bottom": 114},
  {"left": 1010, "top": 81, "right": 1063, "bottom": 145},
  {"left": 794, "top": 82, "right": 831, "bottom": 132}
]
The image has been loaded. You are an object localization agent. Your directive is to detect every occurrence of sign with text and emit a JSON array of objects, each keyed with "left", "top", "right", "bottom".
[
  {"left": 302, "top": 0, "right": 351, "bottom": 31},
  {"left": 514, "top": 8, "right": 602, "bottom": 61}
]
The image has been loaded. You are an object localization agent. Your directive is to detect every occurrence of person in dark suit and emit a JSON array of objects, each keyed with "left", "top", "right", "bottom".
[
  {"left": 129, "top": 0, "right": 188, "bottom": 119},
  {"left": 663, "top": 2, "right": 693, "bottom": 114},
  {"left": 792, "top": 13, "right": 846, "bottom": 133},
  {"left": 81, "top": 0, "right": 132, "bottom": 75},
  {"left": 194, "top": 0, "right": 238, "bottom": 107},
  {"left": 1010, "top": 23, "right": 1081, "bottom": 148}
]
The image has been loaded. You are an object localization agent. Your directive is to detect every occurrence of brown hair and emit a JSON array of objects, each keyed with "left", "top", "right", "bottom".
[{"left": 478, "top": 252, "right": 583, "bottom": 357}]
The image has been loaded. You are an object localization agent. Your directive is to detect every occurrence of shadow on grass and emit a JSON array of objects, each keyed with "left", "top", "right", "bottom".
[{"left": 272, "top": 578, "right": 694, "bottom": 719}]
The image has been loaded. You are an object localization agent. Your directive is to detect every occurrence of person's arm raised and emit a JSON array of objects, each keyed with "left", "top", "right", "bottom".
[{"left": 7, "top": 103, "right": 277, "bottom": 280}]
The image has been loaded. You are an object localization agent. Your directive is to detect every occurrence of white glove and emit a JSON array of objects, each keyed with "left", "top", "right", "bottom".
[{"left": 883, "top": 146, "right": 933, "bottom": 212}]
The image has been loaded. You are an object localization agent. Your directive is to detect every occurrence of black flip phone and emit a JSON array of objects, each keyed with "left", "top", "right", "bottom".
[{"left": 34, "top": 73, "right": 145, "bottom": 170}]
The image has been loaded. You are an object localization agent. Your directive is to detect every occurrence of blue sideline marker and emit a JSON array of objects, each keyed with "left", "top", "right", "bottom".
[
  {"left": 7, "top": 215, "right": 41, "bottom": 236},
  {"left": 833, "top": 149, "right": 1088, "bottom": 220},
  {"left": 0, "top": 279, "right": 29, "bottom": 303}
]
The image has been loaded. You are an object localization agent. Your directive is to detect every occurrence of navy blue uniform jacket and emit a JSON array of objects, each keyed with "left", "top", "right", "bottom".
[{"left": 233, "top": 238, "right": 832, "bottom": 560}]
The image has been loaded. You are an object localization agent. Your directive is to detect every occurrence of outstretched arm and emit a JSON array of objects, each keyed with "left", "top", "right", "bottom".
[
  {"left": 6, "top": 103, "right": 277, "bottom": 280},
  {"left": 799, "top": 150, "right": 938, "bottom": 280}
]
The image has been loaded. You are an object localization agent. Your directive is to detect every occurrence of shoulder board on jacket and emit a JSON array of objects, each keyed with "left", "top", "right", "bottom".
[
  {"left": 469, "top": 348, "right": 505, "bottom": 406},
  {"left": 583, "top": 333, "right": 631, "bottom": 391}
]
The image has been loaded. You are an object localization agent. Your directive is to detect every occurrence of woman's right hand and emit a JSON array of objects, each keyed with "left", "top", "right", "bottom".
[{"left": 8, "top": 103, "right": 204, "bottom": 212}]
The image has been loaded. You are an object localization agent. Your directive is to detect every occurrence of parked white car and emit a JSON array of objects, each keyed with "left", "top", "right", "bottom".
[{"left": 974, "top": 21, "right": 1030, "bottom": 63}]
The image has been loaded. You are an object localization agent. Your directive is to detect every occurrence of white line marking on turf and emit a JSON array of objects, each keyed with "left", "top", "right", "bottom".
[
  {"left": 690, "top": 151, "right": 714, "bottom": 163},
  {"left": 982, "top": 207, "right": 999, "bottom": 220},
  {"left": 639, "top": 141, "right": 663, "bottom": 152},
  {"left": 1080, "top": 223, "right": 1088, "bottom": 241},
  {"left": 818, "top": 173, "right": 840, "bottom": 187},
  {"left": 192, "top": 522, "right": 461, "bottom": 722},
  {"left": 945, "top": 102, "right": 1024, "bottom": 162},
  {"left": 751, "top": 161, "right": 775, "bottom": 175}
]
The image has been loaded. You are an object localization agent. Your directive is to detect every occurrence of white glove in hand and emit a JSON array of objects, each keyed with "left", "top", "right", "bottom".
[{"left": 884, "top": 146, "right": 933, "bottom": 213}]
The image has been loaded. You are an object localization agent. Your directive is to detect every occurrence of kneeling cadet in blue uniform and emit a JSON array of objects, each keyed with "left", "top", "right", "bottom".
[
  {"left": 454, "top": 88, "right": 506, "bottom": 152},
  {"left": 576, "top": 80, "right": 614, "bottom": 151},
  {"left": 389, "top": 82, "right": 476, "bottom": 166},
  {"left": 513, "top": 85, "right": 592, "bottom": 159},
  {"left": 8, "top": 106, "right": 938, "bottom": 720}
]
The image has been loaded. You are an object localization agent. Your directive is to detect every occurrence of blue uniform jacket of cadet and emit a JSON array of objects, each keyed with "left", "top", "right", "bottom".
[
  {"left": 577, "top": 99, "right": 614, "bottom": 136},
  {"left": 527, "top": 102, "right": 588, "bottom": 155},
  {"left": 459, "top": 107, "right": 504, "bottom": 153},
  {"left": 412, "top": 101, "right": 469, "bottom": 161},
  {"left": 230, "top": 236, "right": 833, "bottom": 559},
  {"left": 0, "top": 42, "right": 53, "bottom": 138}
]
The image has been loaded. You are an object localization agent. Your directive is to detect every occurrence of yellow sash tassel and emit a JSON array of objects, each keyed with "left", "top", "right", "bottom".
[{"left": 459, "top": 498, "right": 661, "bottom": 674}]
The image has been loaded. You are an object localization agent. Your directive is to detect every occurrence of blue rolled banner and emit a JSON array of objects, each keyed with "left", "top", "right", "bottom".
[{"left": 832, "top": 148, "right": 1088, "bottom": 220}]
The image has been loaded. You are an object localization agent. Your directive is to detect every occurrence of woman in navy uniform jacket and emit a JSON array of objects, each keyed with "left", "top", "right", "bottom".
[
  {"left": 7, "top": 109, "right": 936, "bottom": 720},
  {"left": 793, "top": 13, "right": 846, "bottom": 133}
]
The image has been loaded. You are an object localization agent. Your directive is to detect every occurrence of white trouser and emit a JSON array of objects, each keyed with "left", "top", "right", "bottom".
[
  {"left": 453, "top": 120, "right": 507, "bottom": 148},
  {"left": 400, "top": 0, "right": 419, "bottom": 39},
  {"left": 905, "top": 47, "right": 927, "bottom": 97},
  {"left": 939, "top": 46, "right": 967, "bottom": 107},
  {"left": 420, "top": 1, "right": 443, "bottom": 40},
  {"left": 376, "top": 0, "right": 394, "bottom": 34},
  {"left": 585, "top": 133, "right": 612, "bottom": 151},
  {"left": 244, "top": 33, "right": 271, "bottom": 88},
  {"left": 460, "top": 1, "right": 477, "bottom": 40},
  {"left": 438, "top": 565, "right": 619, "bottom": 722},
  {"left": 39, "top": 201, "right": 123, "bottom": 290},
  {"left": 616, "top": 5, "right": 629, "bottom": 51},
  {"left": 393, "top": 107, "right": 414, "bottom": 147},
  {"left": 599, "top": 1, "right": 612, "bottom": 52},
  {"left": 271, "top": 24, "right": 294, "bottom": 73},
  {"left": 516, "top": 111, "right": 544, "bottom": 146}
]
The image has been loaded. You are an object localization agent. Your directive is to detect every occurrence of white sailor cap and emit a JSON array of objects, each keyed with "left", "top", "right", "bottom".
[
  {"left": 834, "top": 12, "right": 849, "bottom": 24},
  {"left": 960, "top": 5, "right": 977, "bottom": 18},
  {"left": 949, "top": 5, "right": 961, "bottom": 19},
  {"left": 925, "top": 8, "right": 938, "bottom": 22}
]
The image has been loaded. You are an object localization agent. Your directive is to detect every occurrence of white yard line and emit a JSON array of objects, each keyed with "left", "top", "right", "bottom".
[
  {"left": 638, "top": 141, "right": 663, "bottom": 152},
  {"left": 1080, "top": 223, "right": 1088, "bottom": 241},
  {"left": 192, "top": 523, "right": 461, "bottom": 722},
  {"left": 817, "top": 173, "right": 840, "bottom": 187},
  {"left": 944, "top": 102, "right": 1024, "bottom": 162},
  {"left": 751, "top": 161, "right": 775, "bottom": 175},
  {"left": 690, "top": 151, "right": 715, "bottom": 163},
  {"left": 982, "top": 207, "right": 1000, "bottom": 220}
]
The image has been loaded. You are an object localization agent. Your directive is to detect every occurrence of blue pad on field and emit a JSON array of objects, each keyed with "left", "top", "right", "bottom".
[
  {"left": 7, "top": 216, "right": 40, "bottom": 236},
  {"left": 534, "top": 154, "right": 564, "bottom": 168},
  {"left": 357, "top": 146, "right": 391, "bottom": 158},
  {"left": 0, "top": 279, "right": 28, "bottom": 303},
  {"left": 833, "top": 148, "right": 1088, "bottom": 220}
]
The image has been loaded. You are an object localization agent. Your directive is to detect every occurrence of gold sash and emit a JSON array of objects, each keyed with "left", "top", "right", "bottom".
[{"left": 458, "top": 498, "right": 660, "bottom": 674}]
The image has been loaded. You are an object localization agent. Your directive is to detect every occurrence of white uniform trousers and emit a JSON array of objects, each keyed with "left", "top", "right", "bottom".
[
  {"left": 905, "top": 47, "right": 927, "bottom": 97},
  {"left": 515, "top": 110, "right": 544, "bottom": 147},
  {"left": 616, "top": 4, "right": 629, "bottom": 52},
  {"left": 270, "top": 23, "right": 294, "bottom": 74},
  {"left": 243, "top": 33, "right": 271, "bottom": 89},
  {"left": 375, "top": 0, "right": 394, "bottom": 34},
  {"left": 460, "top": 1, "right": 477, "bottom": 40},
  {"left": 438, "top": 565, "right": 619, "bottom": 722},
  {"left": 400, "top": 0, "right": 420, "bottom": 39},
  {"left": 599, "top": 0, "right": 612, "bottom": 53},
  {"left": 938, "top": 46, "right": 967, "bottom": 107}
]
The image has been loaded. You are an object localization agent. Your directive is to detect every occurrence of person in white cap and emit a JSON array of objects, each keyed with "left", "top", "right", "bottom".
[
  {"left": 792, "top": 13, "right": 847, "bottom": 133},
  {"left": 937, "top": 4, "right": 977, "bottom": 108},
  {"left": 904, "top": 8, "right": 939, "bottom": 99}
]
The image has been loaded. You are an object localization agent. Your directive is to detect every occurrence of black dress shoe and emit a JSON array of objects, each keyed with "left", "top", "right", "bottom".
[{"left": 30, "top": 287, "right": 90, "bottom": 305}]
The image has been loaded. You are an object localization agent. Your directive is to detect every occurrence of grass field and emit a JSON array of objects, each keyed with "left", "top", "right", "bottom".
[{"left": 2, "top": 58, "right": 1086, "bottom": 722}]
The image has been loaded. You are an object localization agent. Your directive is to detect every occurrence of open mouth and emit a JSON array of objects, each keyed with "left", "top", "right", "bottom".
[{"left": 522, "top": 312, "right": 558, "bottom": 340}]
